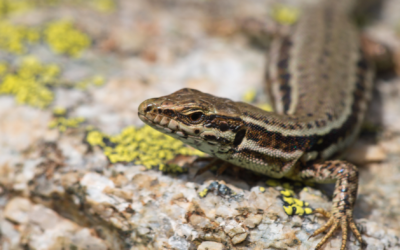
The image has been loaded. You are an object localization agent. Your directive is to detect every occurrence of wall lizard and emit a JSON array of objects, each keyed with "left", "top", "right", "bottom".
[{"left": 138, "top": 0, "right": 374, "bottom": 249}]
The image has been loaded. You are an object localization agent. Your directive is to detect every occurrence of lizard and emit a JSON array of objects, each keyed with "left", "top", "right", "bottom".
[{"left": 138, "top": 0, "right": 374, "bottom": 249}]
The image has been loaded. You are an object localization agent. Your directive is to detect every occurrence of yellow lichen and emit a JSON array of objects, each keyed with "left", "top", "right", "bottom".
[
  {"left": 198, "top": 188, "right": 209, "bottom": 198},
  {"left": 242, "top": 89, "right": 257, "bottom": 102},
  {"left": 44, "top": 20, "right": 90, "bottom": 57},
  {"left": 283, "top": 205, "right": 312, "bottom": 216},
  {"left": 85, "top": 125, "right": 205, "bottom": 170},
  {"left": 49, "top": 117, "right": 85, "bottom": 132},
  {"left": 52, "top": 106, "right": 67, "bottom": 116},
  {"left": 76, "top": 75, "right": 105, "bottom": 90},
  {"left": 271, "top": 4, "right": 300, "bottom": 25},
  {"left": 0, "top": 56, "right": 60, "bottom": 108},
  {"left": 280, "top": 189, "right": 295, "bottom": 197},
  {"left": 257, "top": 103, "right": 273, "bottom": 112},
  {"left": 0, "top": 0, "right": 116, "bottom": 18},
  {"left": 48, "top": 107, "right": 85, "bottom": 132},
  {"left": 0, "top": 62, "right": 8, "bottom": 76},
  {"left": 0, "top": 21, "right": 40, "bottom": 54},
  {"left": 282, "top": 197, "right": 309, "bottom": 207},
  {"left": 89, "top": 0, "right": 115, "bottom": 12},
  {"left": 280, "top": 188, "right": 313, "bottom": 216},
  {"left": 0, "top": 0, "right": 34, "bottom": 17}
]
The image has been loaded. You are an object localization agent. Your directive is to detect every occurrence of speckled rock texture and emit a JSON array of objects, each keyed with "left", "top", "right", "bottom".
[{"left": 1, "top": 0, "right": 400, "bottom": 249}]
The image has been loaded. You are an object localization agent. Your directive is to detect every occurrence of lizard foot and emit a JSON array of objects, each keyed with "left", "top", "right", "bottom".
[{"left": 310, "top": 208, "right": 362, "bottom": 250}]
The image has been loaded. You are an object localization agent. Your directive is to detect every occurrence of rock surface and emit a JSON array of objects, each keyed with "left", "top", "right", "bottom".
[{"left": 1, "top": 0, "right": 400, "bottom": 249}]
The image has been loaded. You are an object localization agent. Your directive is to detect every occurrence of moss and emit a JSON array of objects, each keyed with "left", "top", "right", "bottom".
[{"left": 86, "top": 125, "right": 205, "bottom": 169}]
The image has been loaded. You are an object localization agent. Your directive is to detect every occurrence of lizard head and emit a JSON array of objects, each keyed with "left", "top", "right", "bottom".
[{"left": 138, "top": 88, "right": 247, "bottom": 156}]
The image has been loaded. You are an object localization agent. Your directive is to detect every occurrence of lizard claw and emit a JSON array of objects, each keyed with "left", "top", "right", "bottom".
[{"left": 311, "top": 211, "right": 362, "bottom": 250}]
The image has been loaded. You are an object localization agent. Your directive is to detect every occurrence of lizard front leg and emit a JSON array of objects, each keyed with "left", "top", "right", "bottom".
[{"left": 298, "top": 160, "right": 362, "bottom": 250}]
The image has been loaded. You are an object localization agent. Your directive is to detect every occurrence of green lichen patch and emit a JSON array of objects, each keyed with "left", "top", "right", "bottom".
[
  {"left": 44, "top": 20, "right": 91, "bottom": 57},
  {"left": 0, "top": 56, "right": 60, "bottom": 108},
  {"left": 48, "top": 107, "right": 85, "bottom": 132},
  {"left": 85, "top": 125, "right": 205, "bottom": 170}
]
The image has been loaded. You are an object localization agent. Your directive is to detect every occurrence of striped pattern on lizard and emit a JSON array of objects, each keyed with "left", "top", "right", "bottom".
[{"left": 138, "top": 0, "right": 374, "bottom": 249}]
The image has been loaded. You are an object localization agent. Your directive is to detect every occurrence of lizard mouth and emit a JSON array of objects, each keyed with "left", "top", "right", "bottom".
[{"left": 138, "top": 101, "right": 195, "bottom": 138}]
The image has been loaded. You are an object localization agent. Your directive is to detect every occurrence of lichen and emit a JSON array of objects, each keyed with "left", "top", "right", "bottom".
[
  {"left": 0, "top": 0, "right": 115, "bottom": 18},
  {"left": 280, "top": 189, "right": 313, "bottom": 216},
  {"left": 0, "top": 0, "right": 34, "bottom": 17},
  {"left": 271, "top": 4, "right": 300, "bottom": 25},
  {"left": 0, "top": 62, "right": 8, "bottom": 76},
  {"left": 44, "top": 20, "right": 90, "bottom": 57},
  {"left": 86, "top": 125, "right": 205, "bottom": 169},
  {"left": 48, "top": 107, "right": 85, "bottom": 132},
  {"left": 89, "top": 0, "right": 115, "bottom": 12},
  {"left": 75, "top": 75, "right": 105, "bottom": 90},
  {"left": 0, "top": 21, "right": 40, "bottom": 54},
  {"left": 0, "top": 56, "right": 60, "bottom": 108},
  {"left": 242, "top": 89, "right": 257, "bottom": 102},
  {"left": 257, "top": 103, "right": 273, "bottom": 112}
]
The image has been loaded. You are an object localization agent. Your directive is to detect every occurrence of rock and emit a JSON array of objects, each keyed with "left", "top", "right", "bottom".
[
  {"left": 345, "top": 141, "right": 387, "bottom": 164},
  {"left": 4, "top": 197, "right": 32, "bottom": 224},
  {"left": 243, "top": 214, "right": 263, "bottom": 228},
  {"left": 198, "top": 241, "right": 225, "bottom": 250},
  {"left": 1, "top": 0, "right": 400, "bottom": 249},
  {"left": 231, "top": 232, "right": 248, "bottom": 244}
]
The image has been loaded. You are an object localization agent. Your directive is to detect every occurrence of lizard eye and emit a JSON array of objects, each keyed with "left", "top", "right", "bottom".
[{"left": 188, "top": 112, "right": 204, "bottom": 123}]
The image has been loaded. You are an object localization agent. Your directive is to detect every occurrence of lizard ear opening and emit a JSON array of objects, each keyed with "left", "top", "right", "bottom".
[{"left": 233, "top": 128, "right": 247, "bottom": 147}]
